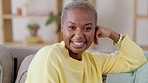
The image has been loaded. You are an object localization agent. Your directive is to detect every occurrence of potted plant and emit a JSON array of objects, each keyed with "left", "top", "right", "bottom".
[{"left": 27, "top": 23, "right": 40, "bottom": 36}]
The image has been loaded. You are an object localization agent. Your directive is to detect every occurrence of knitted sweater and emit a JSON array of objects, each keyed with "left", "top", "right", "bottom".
[{"left": 25, "top": 35, "right": 147, "bottom": 83}]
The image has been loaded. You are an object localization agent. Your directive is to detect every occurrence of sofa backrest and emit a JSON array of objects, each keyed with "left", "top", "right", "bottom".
[
  {"left": 6, "top": 46, "right": 39, "bottom": 72},
  {"left": 6, "top": 45, "right": 40, "bottom": 83}
]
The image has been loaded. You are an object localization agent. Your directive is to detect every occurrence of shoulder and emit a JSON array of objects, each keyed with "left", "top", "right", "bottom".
[
  {"left": 29, "top": 42, "right": 67, "bottom": 71},
  {"left": 37, "top": 41, "right": 65, "bottom": 54},
  {"left": 32, "top": 42, "right": 65, "bottom": 62}
]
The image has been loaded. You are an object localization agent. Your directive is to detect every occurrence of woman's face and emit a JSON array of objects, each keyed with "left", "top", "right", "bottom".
[{"left": 61, "top": 8, "right": 96, "bottom": 54}]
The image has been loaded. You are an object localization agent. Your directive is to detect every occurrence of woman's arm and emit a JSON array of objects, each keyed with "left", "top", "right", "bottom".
[{"left": 94, "top": 26, "right": 148, "bottom": 74}]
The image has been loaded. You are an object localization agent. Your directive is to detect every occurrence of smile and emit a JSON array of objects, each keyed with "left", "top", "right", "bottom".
[{"left": 71, "top": 41, "right": 86, "bottom": 48}]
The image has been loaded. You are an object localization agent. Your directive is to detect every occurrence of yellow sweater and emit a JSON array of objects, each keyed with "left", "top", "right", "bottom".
[{"left": 25, "top": 35, "right": 147, "bottom": 83}]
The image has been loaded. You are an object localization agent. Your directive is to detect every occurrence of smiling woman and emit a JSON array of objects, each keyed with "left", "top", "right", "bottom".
[{"left": 25, "top": 1, "right": 147, "bottom": 83}]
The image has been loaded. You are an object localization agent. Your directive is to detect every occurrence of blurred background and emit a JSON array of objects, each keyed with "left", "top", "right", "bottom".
[{"left": 0, "top": 0, "right": 148, "bottom": 53}]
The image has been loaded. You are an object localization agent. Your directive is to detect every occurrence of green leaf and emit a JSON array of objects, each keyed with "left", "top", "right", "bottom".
[{"left": 46, "top": 15, "right": 58, "bottom": 25}]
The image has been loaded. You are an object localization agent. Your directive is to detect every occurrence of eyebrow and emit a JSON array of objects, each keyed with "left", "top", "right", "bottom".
[
  {"left": 67, "top": 21, "right": 93, "bottom": 26},
  {"left": 84, "top": 23, "right": 93, "bottom": 26},
  {"left": 67, "top": 21, "right": 76, "bottom": 24}
]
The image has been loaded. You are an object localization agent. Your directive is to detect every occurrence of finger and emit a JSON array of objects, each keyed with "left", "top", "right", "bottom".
[{"left": 97, "top": 29, "right": 102, "bottom": 38}]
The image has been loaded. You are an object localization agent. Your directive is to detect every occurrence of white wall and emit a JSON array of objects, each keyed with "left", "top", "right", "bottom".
[
  {"left": 95, "top": 0, "right": 133, "bottom": 52},
  {"left": 136, "top": 0, "right": 148, "bottom": 46},
  {"left": 95, "top": 0, "right": 148, "bottom": 53}
]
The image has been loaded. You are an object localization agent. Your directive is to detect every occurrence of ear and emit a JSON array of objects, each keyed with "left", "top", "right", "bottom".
[{"left": 94, "top": 26, "right": 99, "bottom": 44}]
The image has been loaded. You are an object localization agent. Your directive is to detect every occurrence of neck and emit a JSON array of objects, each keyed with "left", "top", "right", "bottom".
[{"left": 69, "top": 50, "right": 82, "bottom": 61}]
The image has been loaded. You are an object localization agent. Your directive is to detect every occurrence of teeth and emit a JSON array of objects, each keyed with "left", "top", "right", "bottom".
[{"left": 72, "top": 41, "right": 84, "bottom": 45}]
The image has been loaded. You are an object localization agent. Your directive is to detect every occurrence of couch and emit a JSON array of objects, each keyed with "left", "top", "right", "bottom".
[
  {"left": 0, "top": 45, "right": 39, "bottom": 83},
  {"left": 0, "top": 45, "right": 148, "bottom": 83}
]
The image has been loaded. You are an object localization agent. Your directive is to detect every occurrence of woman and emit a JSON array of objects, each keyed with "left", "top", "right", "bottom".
[{"left": 25, "top": 1, "right": 147, "bottom": 83}]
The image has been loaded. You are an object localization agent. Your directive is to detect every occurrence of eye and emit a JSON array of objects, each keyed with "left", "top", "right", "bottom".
[
  {"left": 84, "top": 27, "right": 92, "bottom": 32},
  {"left": 68, "top": 26, "right": 76, "bottom": 30}
]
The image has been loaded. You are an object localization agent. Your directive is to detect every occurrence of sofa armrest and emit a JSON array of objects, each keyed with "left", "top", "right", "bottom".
[
  {"left": 106, "top": 51, "right": 148, "bottom": 83},
  {"left": 106, "top": 62, "right": 148, "bottom": 83},
  {"left": 106, "top": 72, "right": 134, "bottom": 83},
  {"left": 0, "top": 45, "right": 14, "bottom": 83},
  {"left": 144, "top": 51, "right": 148, "bottom": 59}
]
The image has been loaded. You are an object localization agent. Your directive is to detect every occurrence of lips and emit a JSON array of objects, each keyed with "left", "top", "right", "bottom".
[{"left": 71, "top": 41, "right": 86, "bottom": 48}]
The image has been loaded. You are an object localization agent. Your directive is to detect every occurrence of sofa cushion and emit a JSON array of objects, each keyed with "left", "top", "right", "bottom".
[
  {"left": 134, "top": 62, "right": 148, "bottom": 83},
  {"left": 15, "top": 54, "right": 35, "bottom": 83},
  {"left": 106, "top": 51, "right": 148, "bottom": 83},
  {"left": 0, "top": 45, "right": 14, "bottom": 83}
]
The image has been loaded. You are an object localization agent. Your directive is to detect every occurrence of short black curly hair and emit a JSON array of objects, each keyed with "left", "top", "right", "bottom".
[{"left": 61, "top": 0, "right": 97, "bottom": 25}]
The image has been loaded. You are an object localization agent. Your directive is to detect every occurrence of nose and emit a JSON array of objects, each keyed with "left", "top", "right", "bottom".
[{"left": 74, "top": 29, "right": 84, "bottom": 39}]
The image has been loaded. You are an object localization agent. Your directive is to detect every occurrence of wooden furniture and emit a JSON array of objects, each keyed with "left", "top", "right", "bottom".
[
  {"left": 1, "top": 0, "right": 62, "bottom": 46},
  {"left": 1, "top": 0, "right": 96, "bottom": 47},
  {"left": 133, "top": 0, "right": 148, "bottom": 50}
]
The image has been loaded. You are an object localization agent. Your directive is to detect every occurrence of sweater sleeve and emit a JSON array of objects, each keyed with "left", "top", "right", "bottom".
[
  {"left": 25, "top": 46, "right": 60, "bottom": 83},
  {"left": 93, "top": 35, "right": 148, "bottom": 75}
]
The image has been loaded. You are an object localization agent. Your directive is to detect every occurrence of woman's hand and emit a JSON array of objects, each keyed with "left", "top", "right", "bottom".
[
  {"left": 94, "top": 25, "right": 120, "bottom": 44},
  {"left": 96, "top": 26, "right": 112, "bottom": 38}
]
